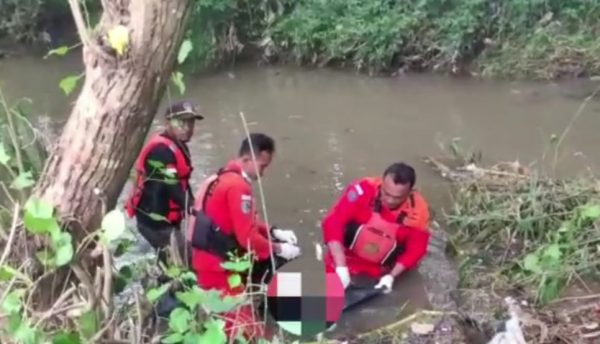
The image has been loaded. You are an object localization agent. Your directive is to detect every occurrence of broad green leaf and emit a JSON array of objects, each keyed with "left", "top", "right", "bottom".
[
  {"left": 228, "top": 273, "right": 242, "bottom": 289},
  {"left": 10, "top": 171, "right": 35, "bottom": 190},
  {"left": 169, "top": 307, "right": 191, "bottom": 333},
  {"left": 2, "top": 289, "right": 25, "bottom": 314},
  {"left": 581, "top": 204, "right": 600, "bottom": 220},
  {"left": 175, "top": 286, "right": 203, "bottom": 310},
  {"left": 148, "top": 213, "right": 168, "bottom": 222},
  {"left": 78, "top": 310, "right": 97, "bottom": 339},
  {"left": 184, "top": 333, "right": 203, "bottom": 344},
  {"left": 543, "top": 244, "right": 562, "bottom": 261},
  {"left": 180, "top": 271, "right": 197, "bottom": 283},
  {"left": 221, "top": 260, "right": 252, "bottom": 273},
  {"left": 24, "top": 197, "right": 54, "bottom": 219},
  {"left": 13, "top": 319, "right": 41, "bottom": 344},
  {"left": 202, "top": 290, "right": 244, "bottom": 313},
  {"left": 167, "top": 265, "right": 182, "bottom": 279},
  {"left": 199, "top": 319, "right": 227, "bottom": 344},
  {"left": 0, "top": 143, "right": 10, "bottom": 165},
  {"left": 107, "top": 25, "right": 129, "bottom": 55},
  {"left": 162, "top": 333, "right": 184, "bottom": 344},
  {"left": 52, "top": 331, "right": 82, "bottom": 344},
  {"left": 148, "top": 159, "right": 165, "bottom": 170},
  {"left": 45, "top": 46, "right": 70, "bottom": 59},
  {"left": 178, "top": 39, "right": 193, "bottom": 64},
  {"left": 171, "top": 71, "right": 185, "bottom": 95},
  {"left": 523, "top": 253, "right": 541, "bottom": 274},
  {"left": 146, "top": 283, "right": 170, "bottom": 303},
  {"left": 59, "top": 74, "right": 83, "bottom": 96},
  {"left": 54, "top": 232, "right": 74, "bottom": 267},
  {"left": 101, "top": 209, "right": 126, "bottom": 242},
  {"left": 23, "top": 197, "right": 60, "bottom": 235}
]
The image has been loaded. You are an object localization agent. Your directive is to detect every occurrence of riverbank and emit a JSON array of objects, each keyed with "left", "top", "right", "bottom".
[{"left": 3, "top": 1, "right": 600, "bottom": 80}]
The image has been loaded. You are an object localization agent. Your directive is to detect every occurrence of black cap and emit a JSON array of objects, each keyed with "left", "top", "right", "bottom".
[{"left": 164, "top": 100, "right": 204, "bottom": 120}]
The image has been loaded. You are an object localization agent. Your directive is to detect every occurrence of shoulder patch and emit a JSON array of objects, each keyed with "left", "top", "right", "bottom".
[
  {"left": 241, "top": 194, "right": 252, "bottom": 214},
  {"left": 347, "top": 184, "right": 364, "bottom": 202}
]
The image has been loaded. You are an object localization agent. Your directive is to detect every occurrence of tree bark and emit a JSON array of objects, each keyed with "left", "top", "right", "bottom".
[{"left": 27, "top": 0, "right": 191, "bottom": 308}]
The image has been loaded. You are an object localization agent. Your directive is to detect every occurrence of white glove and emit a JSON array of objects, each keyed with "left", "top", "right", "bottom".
[
  {"left": 335, "top": 266, "right": 351, "bottom": 289},
  {"left": 272, "top": 228, "right": 298, "bottom": 245},
  {"left": 276, "top": 243, "right": 301, "bottom": 260},
  {"left": 374, "top": 274, "right": 394, "bottom": 294}
]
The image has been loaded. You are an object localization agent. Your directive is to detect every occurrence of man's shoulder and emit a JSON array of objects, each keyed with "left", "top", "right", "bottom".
[
  {"left": 410, "top": 190, "right": 429, "bottom": 207},
  {"left": 343, "top": 176, "right": 378, "bottom": 202}
]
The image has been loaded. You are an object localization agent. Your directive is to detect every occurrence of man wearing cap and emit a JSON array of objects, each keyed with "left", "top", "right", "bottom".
[{"left": 125, "top": 100, "right": 204, "bottom": 264}]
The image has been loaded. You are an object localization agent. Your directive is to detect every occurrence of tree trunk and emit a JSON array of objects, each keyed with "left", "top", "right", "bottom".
[{"left": 29, "top": 0, "right": 191, "bottom": 307}]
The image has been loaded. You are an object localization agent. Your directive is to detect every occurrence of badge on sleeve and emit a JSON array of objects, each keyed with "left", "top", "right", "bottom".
[
  {"left": 241, "top": 194, "right": 252, "bottom": 214},
  {"left": 347, "top": 189, "right": 358, "bottom": 202}
]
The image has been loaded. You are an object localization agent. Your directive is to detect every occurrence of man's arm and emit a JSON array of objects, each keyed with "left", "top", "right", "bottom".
[
  {"left": 227, "top": 184, "right": 274, "bottom": 261},
  {"left": 321, "top": 181, "right": 365, "bottom": 267},
  {"left": 390, "top": 196, "right": 431, "bottom": 277}
]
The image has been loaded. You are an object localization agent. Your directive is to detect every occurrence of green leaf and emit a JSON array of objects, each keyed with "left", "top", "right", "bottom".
[
  {"left": 180, "top": 271, "right": 197, "bottom": 283},
  {"left": 148, "top": 213, "right": 168, "bottom": 222},
  {"left": 0, "top": 264, "right": 32, "bottom": 284},
  {"left": 199, "top": 319, "right": 227, "bottom": 344},
  {"left": 78, "top": 310, "right": 97, "bottom": 339},
  {"left": 36, "top": 250, "right": 56, "bottom": 266},
  {"left": 45, "top": 46, "right": 70, "bottom": 59},
  {"left": 162, "top": 333, "right": 184, "bottom": 344},
  {"left": 228, "top": 274, "right": 242, "bottom": 289},
  {"left": 59, "top": 74, "right": 83, "bottom": 96},
  {"left": 101, "top": 209, "right": 126, "bottom": 242},
  {"left": 54, "top": 232, "right": 74, "bottom": 267},
  {"left": 0, "top": 143, "right": 10, "bottom": 165},
  {"left": 24, "top": 197, "right": 54, "bottom": 219},
  {"left": 523, "top": 253, "right": 541, "bottom": 274},
  {"left": 23, "top": 197, "right": 61, "bottom": 235},
  {"left": 148, "top": 159, "right": 165, "bottom": 170},
  {"left": 52, "top": 331, "right": 82, "bottom": 344},
  {"left": 10, "top": 171, "right": 35, "bottom": 190},
  {"left": 169, "top": 307, "right": 191, "bottom": 333},
  {"left": 171, "top": 71, "right": 185, "bottom": 95},
  {"left": 146, "top": 283, "right": 170, "bottom": 303},
  {"left": 184, "top": 333, "right": 203, "bottom": 344},
  {"left": 178, "top": 39, "right": 193, "bottom": 64},
  {"left": 175, "top": 286, "right": 203, "bottom": 310},
  {"left": 107, "top": 25, "right": 129, "bottom": 55},
  {"left": 166, "top": 265, "right": 182, "bottom": 279},
  {"left": 2, "top": 289, "right": 25, "bottom": 314},
  {"left": 202, "top": 290, "right": 244, "bottom": 313},
  {"left": 581, "top": 204, "right": 600, "bottom": 220},
  {"left": 543, "top": 244, "right": 562, "bottom": 261},
  {"left": 221, "top": 260, "right": 252, "bottom": 273},
  {"left": 114, "top": 239, "right": 135, "bottom": 257}
]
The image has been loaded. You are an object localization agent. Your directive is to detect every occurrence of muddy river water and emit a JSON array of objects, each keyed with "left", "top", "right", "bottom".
[{"left": 2, "top": 52, "right": 600, "bottom": 339}]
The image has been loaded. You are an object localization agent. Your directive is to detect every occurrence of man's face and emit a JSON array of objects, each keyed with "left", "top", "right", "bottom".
[
  {"left": 380, "top": 174, "right": 412, "bottom": 210},
  {"left": 167, "top": 117, "right": 195, "bottom": 142},
  {"left": 241, "top": 151, "right": 273, "bottom": 180}
]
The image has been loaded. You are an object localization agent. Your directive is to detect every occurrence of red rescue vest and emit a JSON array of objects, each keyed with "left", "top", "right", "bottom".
[
  {"left": 125, "top": 133, "right": 192, "bottom": 224},
  {"left": 345, "top": 187, "right": 417, "bottom": 266},
  {"left": 186, "top": 168, "right": 242, "bottom": 259}
]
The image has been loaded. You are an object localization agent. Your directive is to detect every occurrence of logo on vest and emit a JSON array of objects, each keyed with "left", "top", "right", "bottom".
[
  {"left": 241, "top": 194, "right": 252, "bottom": 214},
  {"left": 362, "top": 242, "right": 380, "bottom": 256}
]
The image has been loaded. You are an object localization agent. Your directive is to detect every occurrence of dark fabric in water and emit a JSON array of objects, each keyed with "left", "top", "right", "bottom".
[{"left": 343, "top": 285, "right": 384, "bottom": 311}]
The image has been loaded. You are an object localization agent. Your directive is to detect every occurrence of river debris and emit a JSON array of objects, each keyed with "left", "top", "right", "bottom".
[{"left": 423, "top": 152, "right": 600, "bottom": 344}]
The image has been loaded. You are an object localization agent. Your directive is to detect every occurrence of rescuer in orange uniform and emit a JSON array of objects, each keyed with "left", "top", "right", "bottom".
[
  {"left": 188, "top": 133, "right": 301, "bottom": 340},
  {"left": 321, "top": 162, "right": 431, "bottom": 294},
  {"left": 125, "top": 101, "right": 203, "bottom": 264}
]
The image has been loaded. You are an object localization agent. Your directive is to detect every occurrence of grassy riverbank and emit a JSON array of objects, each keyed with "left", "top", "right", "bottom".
[{"left": 3, "top": 0, "right": 600, "bottom": 80}]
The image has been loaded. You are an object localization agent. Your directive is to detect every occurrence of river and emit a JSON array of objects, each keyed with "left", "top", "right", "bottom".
[{"left": 2, "top": 52, "right": 600, "bottom": 339}]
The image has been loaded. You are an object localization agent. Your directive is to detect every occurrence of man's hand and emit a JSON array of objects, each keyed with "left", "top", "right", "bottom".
[
  {"left": 271, "top": 228, "right": 298, "bottom": 245},
  {"left": 335, "top": 266, "right": 351, "bottom": 289},
  {"left": 275, "top": 243, "right": 301, "bottom": 260},
  {"left": 374, "top": 274, "right": 394, "bottom": 294}
]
